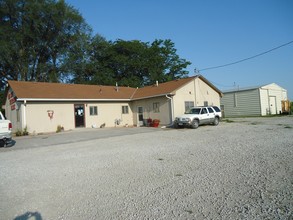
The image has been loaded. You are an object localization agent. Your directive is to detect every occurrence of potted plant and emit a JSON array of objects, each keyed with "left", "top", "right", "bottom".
[
  {"left": 152, "top": 119, "right": 160, "bottom": 127},
  {"left": 147, "top": 118, "right": 152, "bottom": 127}
]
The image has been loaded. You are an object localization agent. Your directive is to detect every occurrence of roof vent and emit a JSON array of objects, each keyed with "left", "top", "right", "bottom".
[
  {"left": 156, "top": 80, "right": 159, "bottom": 87},
  {"left": 115, "top": 82, "right": 119, "bottom": 92}
]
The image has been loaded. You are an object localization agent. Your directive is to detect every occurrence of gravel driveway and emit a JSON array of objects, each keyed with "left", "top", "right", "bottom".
[{"left": 0, "top": 116, "right": 292, "bottom": 219}]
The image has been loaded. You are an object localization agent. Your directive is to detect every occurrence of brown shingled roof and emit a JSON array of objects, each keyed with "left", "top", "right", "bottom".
[
  {"left": 7, "top": 75, "right": 222, "bottom": 101},
  {"left": 131, "top": 77, "right": 196, "bottom": 100},
  {"left": 8, "top": 81, "right": 136, "bottom": 100}
]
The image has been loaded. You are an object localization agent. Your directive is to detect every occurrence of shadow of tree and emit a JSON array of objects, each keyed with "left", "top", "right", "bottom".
[{"left": 14, "top": 211, "right": 42, "bottom": 220}]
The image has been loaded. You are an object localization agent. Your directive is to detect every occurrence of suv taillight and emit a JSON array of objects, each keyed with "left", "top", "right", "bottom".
[{"left": 9, "top": 123, "right": 12, "bottom": 130}]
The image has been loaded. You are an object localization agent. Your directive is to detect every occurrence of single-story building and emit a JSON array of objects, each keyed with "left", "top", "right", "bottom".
[
  {"left": 3, "top": 75, "right": 222, "bottom": 134},
  {"left": 220, "top": 83, "right": 289, "bottom": 117}
]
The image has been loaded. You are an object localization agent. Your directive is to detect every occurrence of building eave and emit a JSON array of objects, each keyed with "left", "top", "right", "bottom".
[
  {"left": 131, "top": 93, "right": 175, "bottom": 101},
  {"left": 16, "top": 98, "right": 132, "bottom": 102}
]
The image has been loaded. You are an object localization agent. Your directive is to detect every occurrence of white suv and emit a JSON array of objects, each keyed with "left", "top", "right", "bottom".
[{"left": 174, "top": 106, "right": 221, "bottom": 129}]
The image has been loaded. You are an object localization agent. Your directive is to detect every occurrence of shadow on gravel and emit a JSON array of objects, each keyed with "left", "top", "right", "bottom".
[
  {"left": 6, "top": 139, "right": 16, "bottom": 148},
  {"left": 14, "top": 211, "right": 42, "bottom": 220},
  {"left": 0, "top": 139, "right": 16, "bottom": 148}
]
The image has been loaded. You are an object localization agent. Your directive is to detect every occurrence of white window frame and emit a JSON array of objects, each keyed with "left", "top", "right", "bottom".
[
  {"left": 153, "top": 102, "right": 160, "bottom": 113},
  {"left": 185, "top": 101, "right": 194, "bottom": 112},
  {"left": 89, "top": 106, "right": 98, "bottom": 116},
  {"left": 122, "top": 105, "right": 129, "bottom": 114}
]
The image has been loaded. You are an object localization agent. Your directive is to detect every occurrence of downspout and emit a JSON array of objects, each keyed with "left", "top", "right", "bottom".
[
  {"left": 23, "top": 100, "right": 27, "bottom": 129},
  {"left": 166, "top": 95, "right": 174, "bottom": 125},
  {"left": 193, "top": 79, "right": 197, "bottom": 106}
]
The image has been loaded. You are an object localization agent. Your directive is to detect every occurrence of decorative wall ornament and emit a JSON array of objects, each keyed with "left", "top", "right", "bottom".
[{"left": 47, "top": 110, "right": 54, "bottom": 119}]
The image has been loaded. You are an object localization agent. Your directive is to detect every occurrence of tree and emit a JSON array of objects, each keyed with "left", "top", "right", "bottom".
[
  {"left": 98, "top": 39, "right": 150, "bottom": 87},
  {"left": 72, "top": 38, "right": 191, "bottom": 87},
  {"left": 0, "top": 0, "right": 91, "bottom": 88},
  {"left": 0, "top": 0, "right": 191, "bottom": 89},
  {"left": 63, "top": 34, "right": 113, "bottom": 85},
  {"left": 147, "top": 39, "right": 191, "bottom": 85}
]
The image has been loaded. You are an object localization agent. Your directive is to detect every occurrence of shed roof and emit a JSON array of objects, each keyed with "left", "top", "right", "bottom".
[
  {"left": 6, "top": 75, "right": 222, "bottom": 102},
  {"left": 223, "top": 83, "right": 286, "bottom": 94}
]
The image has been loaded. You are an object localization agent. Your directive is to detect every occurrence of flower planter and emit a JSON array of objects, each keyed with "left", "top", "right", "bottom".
[
  {"left": 152, "top": 119, "right": 160, "bottom": 128},
  {"left": 147, "top": 118, "right": 153, "bottom": 127}
]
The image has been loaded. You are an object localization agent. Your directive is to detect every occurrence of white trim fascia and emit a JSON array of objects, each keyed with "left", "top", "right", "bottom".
[
  {"left": 131, "top": 93, "right": 175, "bottom": 101},
  {"left": 16, "top": 94, "right": 175, "bottom": 102},
  {"left": 16, "top": 98, "right": 131, "bottom": 102}
]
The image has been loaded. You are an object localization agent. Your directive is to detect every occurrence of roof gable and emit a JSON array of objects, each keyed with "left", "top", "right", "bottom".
[{"left": 261, "top": 83, "right": 287, "bottom": 91}]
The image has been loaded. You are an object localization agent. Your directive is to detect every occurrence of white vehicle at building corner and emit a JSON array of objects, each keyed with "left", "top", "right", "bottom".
[
  {"left": 174, "top": 106, "right": 222, "bottom": 129},
  {"left": 0, "top": 111, "right": 12, "bottom": 147}
]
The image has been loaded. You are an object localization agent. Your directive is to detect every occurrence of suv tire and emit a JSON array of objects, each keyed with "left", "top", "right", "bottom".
[
  {"left": 174, "top": 122, "right": 179, "bottom": 129},
  {"left": 213, "top": 117, "right": 219, "bottom": 126},
  {"left": 191, "top": 119, "right": 199, "bottom": 129}
]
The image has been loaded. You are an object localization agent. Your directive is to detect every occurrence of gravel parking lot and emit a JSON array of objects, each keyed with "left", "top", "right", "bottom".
[{"left": 0, "top": 116, "right": 292, "bottom": 219}]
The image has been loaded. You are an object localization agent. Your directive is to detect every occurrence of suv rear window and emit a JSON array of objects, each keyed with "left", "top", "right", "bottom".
[
  {"left": 212, "top": 106, "right": 221, "bottom": 112},
  {"left": 207, "top": 107, "right": 214, "bottom": 113}
]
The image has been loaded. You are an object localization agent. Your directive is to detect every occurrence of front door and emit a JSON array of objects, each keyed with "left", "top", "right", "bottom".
[
  {"left": 74, "top": 104, "right": 85, "bottom": 127},
  {"left": 137, "top": 107, "right": 143, "bottom": 126},
  {"left": 269, "top": 96, "right": 277, "bottom": 115}
]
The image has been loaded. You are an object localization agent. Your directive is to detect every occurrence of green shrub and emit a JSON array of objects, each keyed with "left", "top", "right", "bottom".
[
  {"left": 15, "top": 127, "right": 29, "bottom": 136},
  {"left": 22, "top": 127, "right": 29, "bottom": 136},
  {"left": 15, "top": 129, "right": 22, "bottom": 136},
  {"left": 56, "top": 125, "right": 64, "bottom": 133}
]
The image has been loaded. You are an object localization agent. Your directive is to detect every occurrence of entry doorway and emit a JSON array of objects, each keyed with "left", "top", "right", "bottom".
[
  {"left": 74, "top": 104, "right": 85, "bottom": 127},
  {"left": 269, "top": 96, "right": 277, "bottom": 114},
  {"left": 137, "top": 107, "right": 144, "bottom": 126}
]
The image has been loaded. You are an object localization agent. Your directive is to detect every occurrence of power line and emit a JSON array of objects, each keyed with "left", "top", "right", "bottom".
[
  {"left": 208, "top": 80, "right": 235, "bottom": 88},
  {"left": 198, "top": 40, "right": 293, "bottom": 71}
]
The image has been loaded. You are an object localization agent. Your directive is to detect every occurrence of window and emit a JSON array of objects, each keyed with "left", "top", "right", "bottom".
[
  {"left": 90, "top": 106, "right": 98, "bottom": 116},
  {"left": 207, "top": 107, "right": 214, "bottom": 113},
  {"left": 122, "top": 106, "right": 129, "bottom": 114},
  {"left": 200, "top": 108, "right": 208, "bottom": 114},
  {"left": 153, "top": 102, "right": 160, "bottom": 113},
  {"left": 185, "top": 101, "right": 194, "bottom": 112},
  {"left": 213, "top": 106, "right": 221, "bottom": 113}
]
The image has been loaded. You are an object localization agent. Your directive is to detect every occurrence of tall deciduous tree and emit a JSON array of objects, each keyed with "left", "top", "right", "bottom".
[
  {"left": 72, "top": 38, "right": 191, "bottom": 87},
  {"left": 147, "top": 39, "right": 191, "bottom": 85},
  {"left": 0, "top": 0, "right": 191, "bottom": 89},
  {"left": 0, "top": 0, "right": 91, "bottom": 88}
]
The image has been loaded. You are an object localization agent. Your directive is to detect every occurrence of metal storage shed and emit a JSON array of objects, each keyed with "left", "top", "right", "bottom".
[{"left": 221, "top": 83, "right": 288, "bottom": 117}]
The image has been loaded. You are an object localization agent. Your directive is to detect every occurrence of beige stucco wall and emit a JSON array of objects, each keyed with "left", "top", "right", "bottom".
[
  {"left": 195, "top": 78, "right": 221, "bottom": 106},
  {"left": 86, "top": 102, "right": 133, "bottom": 128},
  {"left": 173, "top": 80, "right": 196, "bottom": 117},
  {"left": 173, "top": 78, "right": 221, "bottom": 117},
  {"left": 13, "top": 101, "right": 133, "bottom": 134},
  {"left": 25, "top": 102, "right": 75, "bottom": 134},
  {"left": 132, "top": 96, "right": 171, "bottom": 126}
]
